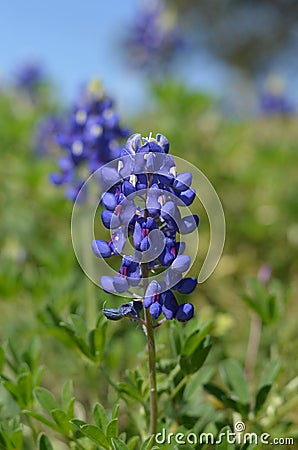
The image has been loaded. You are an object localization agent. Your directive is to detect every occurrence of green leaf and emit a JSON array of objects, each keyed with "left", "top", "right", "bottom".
[
  {"left": 215, "top": 426, "right": 235, "bottom": 450},
  {"left": 255, "top": 385, "right": 271, "bottom": 414},
  {"left": 117, "top": 382, "right": 145, "bottom": 404},
  {"left": 80, "top": 424, "right": 109, "bottom": 448},
  {"left": 61, "top": 379, "right": 74, "bottom": 411},
  {"left": 127, "top": 436, "right": 139, "bottom": 450},
  {"left": 17, "top": 372, "right": 32, "bottom": 406},
  {"left": 112, "top": 403, "right": 119, "bottom": 420},
  {"left": 107, "top": 418, "right": 118, "bottom": 439},
  {"left": 51, "top": 409, "right": 72, "bottom": 434},
  {"left": 93, "top": 402, "right": 109, "bottom": 431},
  {"left": 170, "top": 322, "right": 182, "bottom": 356},
  {"left": 140, "top": 435, "right": 155, "bottom": 450},
  {"left": 10, "top": 429, "right": 23, "bottom": 449},
  {"left": 34, "top": 387, "right": 60, "bottom": 415},
  {"left": 3, "top": 380, "right": 20, "bottom": 403},
  {"left": 260, "top": 360, "right": 281, "bottom": 388},
  {"left": 23, "top": 410, "right": 60, "bottom": 432},
  {"left": 23, "top": 337, "right": 41, "bottom": 372},
  {"left": 0, "top": 346, "right": 5, "bottom": 374},
  {"left": 111, "top": 437, "right": 130, "bottom": 450},
  {"left": 0, "top": 431, "right": 12, "bottom": 450},
  {"left": 254, "top": 360, "right": 281, "bottom": 414},
  {"left": 203, "top": 383, "right": 238, "bottom": 410},
  {"left": 182, "top": 321, "right": 213, "bottom": 357},
  {"left": 39, "top": 433, "right": 54, "bottom": 450},
  {"left": 88, "top": 327, "right": 106, "bottom": 361},
  {"left": 180, "top": 337, "right": 212, "bottom": 374},
  {"left": 184, "top": 365, "right": 215, "bottom": 400},
  {"left": 220, "top": 360, "right": 250, "bottom": 406},
  {"left": 70, "top": 314, "right": 88, "bottom": 339}
]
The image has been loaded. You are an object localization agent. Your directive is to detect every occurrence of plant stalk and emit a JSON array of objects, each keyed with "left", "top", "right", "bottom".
[{"left": 141, "top": 261, "right": 158, "bottom": 438}]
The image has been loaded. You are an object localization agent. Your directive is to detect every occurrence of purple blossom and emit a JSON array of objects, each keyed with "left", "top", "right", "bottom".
[
  {"left": 93, "top": 132, "right": 198, "bottom": 323},
  {"left": 125, "top": 1, "right": 184, "bottom": 73},
  {"left": 49, "top": 81, "right": 129, "bottom": 201}
]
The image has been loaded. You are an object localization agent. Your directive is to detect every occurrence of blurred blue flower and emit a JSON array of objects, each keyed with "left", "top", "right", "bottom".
[
  {"left": 14, "top": 61, "right": 45, "bottom": 92},
  {"left": 259, "top": 75, "right": 295, "bottom": 116},
  {"left": 93, "top": 132, "right": 197, "bottom": 322},
  {"left": 125, "top": 0, "right": 184, "bottom": 74},
  {"left": 49, "top": 80, "right": 129, "bottom": 201}
]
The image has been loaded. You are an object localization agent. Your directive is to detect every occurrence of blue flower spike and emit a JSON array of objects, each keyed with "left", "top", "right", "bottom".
[
  {"left": 93, "top": 132, "right": 198, "bottom": 324},
  {"left": 49, "top": 80, "right": 129, "bottom": 201}
]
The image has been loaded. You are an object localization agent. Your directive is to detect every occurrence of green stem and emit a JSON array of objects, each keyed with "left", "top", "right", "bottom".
[
  {"left": 144, "top": 306, "right": 158, "bottom": 437},
  {"left": 142, "top": 260, "right": 158, "bottom": 439},
  {"left": 80, "top": 214, "right": 97, "bottom": 329}
]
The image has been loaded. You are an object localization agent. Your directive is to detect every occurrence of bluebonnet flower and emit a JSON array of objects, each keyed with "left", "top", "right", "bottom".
[
  {"left": 14, "top": 61, "right": 45, "bottom": 93},
  {"left": 93, "top": 132, "right": 198, "bottom": 323},
  {"left": 34, "top": 116, "right": 63, "bottom": 156},
  {"left": 125, "top": 0, "right": 184, "bottom": 73},
  {"left": 259, "top": 76, "right": 295, "bottom": 116},
  {"left": 49, "top": 80, "right": 129, "bottom": 201}
]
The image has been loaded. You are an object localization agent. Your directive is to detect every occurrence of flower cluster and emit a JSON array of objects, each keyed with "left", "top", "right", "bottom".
[
  {"left": 34, "top": 116, "right": 63, "bottom": 156},
  {"left": 92, "top": 133, "right": 199, "bottom": 323},
  {"left": 259, "top": 76, "right": 295, "bottom": 116},
  {"left": 50, "top": 81, "right": 129, "bottom": 201},
  {"left": 125, "top": 1, "right": 183, "bottom": 73},
  {"left": 14, "top": 61, "right": 45, "bottom": 93}
]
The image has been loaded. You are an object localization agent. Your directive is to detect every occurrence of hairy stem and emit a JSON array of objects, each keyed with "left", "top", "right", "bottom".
[
  {"left": 142, "top": 261, "right": 158, "bottom": 439},
  {"left": 144, "top": 303, "right": 158, "bottom": 437},
  {"left": 245, "top": 313, "right": 262, "bottom": 388}
]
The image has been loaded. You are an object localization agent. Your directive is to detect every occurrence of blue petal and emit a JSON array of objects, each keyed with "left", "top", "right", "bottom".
[
  {"left": 100, "top": 276, "right": 116, "bottom": 293},
  {"left": 113, "top": 276, "right": 129, "bottom": 293},
  {"left": 174, "top": 277, "right": 197, "bottom": 294},
  {"left": 149, "top": 302, "right": 162, "bottom": 319},
  {"left": 161, "top": 201, "right": 180, "bottom": 222},
  {"left": 161, "top": 291, "right": 179, "bottom": 320},
  {"left": 140, "top": 236, "right": 150, "bottom": 252},
  {"left": 156, "top": 133, "right": 170, "bottom": 153},
  {"left": 133, "top": 221, "right": 142, "bottom": 249},
  {"left": 92, "top": 240, "right": 112, "bottom": 258},
  {"left": 173, "top": 172, "right": 192, "bottom": 192},
  {"left": 101, "top": 192, "right": 117, "bottom": 211},
  {"left": 179, "top": 215, "right": 199, "bottom": 234},
  {"left": 101, "top": 167, "right": 120, "bottom": 186},
  {"left": 126, "top": 133, "right": 142, "bottom": 153},
  {"left": 176, "top": 303, "right": 194, "bottom": 322},
  {"left": 122, "top": 180, "right": 136, "bottom": 197},
  {"left": 171, "top": 255, "right": 191, "bottom": 273},
  {"left": 101, "top": 210, "right": 113, "bottom": 228},
  {"left": 179, "top": 188, "right": 196, "bottom": 206}
]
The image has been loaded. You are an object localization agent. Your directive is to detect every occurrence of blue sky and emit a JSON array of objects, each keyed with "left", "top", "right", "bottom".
[
  {"left": 0, "top": 0, "right": 145, "bottom": 108},
  {"left": 0, "top": 0, "right": 231, "bottom": 112},
  {"left": 1, "top": 1, "right": 296, "bottom": 114}
]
